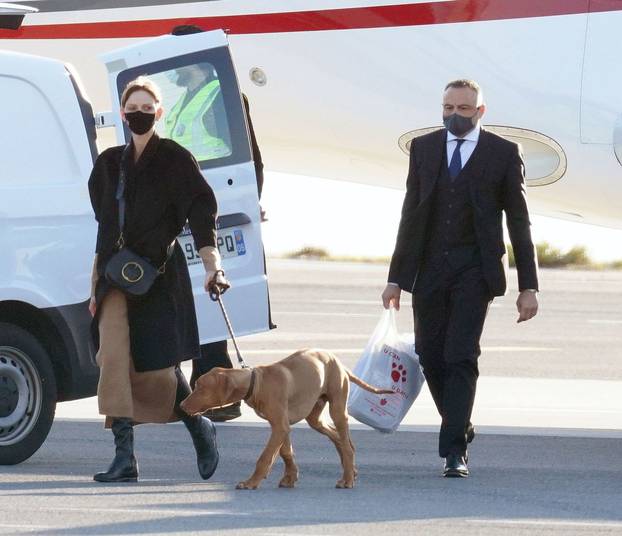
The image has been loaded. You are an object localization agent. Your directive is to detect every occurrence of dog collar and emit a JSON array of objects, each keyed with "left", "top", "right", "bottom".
[{"left": 243, "top": 368, "right": 256, "bottom": 401}]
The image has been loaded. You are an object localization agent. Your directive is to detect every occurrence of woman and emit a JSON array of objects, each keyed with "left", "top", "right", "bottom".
[{"left": 88, "top": 76, "right": 227, "bottom": 483}]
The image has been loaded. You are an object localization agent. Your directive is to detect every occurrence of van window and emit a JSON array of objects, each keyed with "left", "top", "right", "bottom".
[
  {"left": 0, "top": 76, "right": 80, "bottom": 187},
  {"left": 116, "top": 48, "right": 250, "bottom": 170},
  {"left": 155, "top": 61, "right": 233, "bottom": 161}
]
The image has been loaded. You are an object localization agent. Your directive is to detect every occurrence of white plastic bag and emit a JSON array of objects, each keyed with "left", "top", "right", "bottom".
[{"left": 347, "top": 307, "right": 425, "bottom": 433}]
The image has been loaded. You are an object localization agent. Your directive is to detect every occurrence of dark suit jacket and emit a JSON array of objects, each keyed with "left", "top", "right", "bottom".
[{"left": 388, "top": 128, "right": 538, "bottom": 296}]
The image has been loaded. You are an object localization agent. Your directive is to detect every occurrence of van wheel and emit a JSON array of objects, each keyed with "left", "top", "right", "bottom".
[{"left": 0, "top": 323, "right": 57, "bottom": 465}]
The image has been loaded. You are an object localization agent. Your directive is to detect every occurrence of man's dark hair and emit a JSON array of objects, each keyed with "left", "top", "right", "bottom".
[
  {"left": 171, "top": 25, "right": 213, "bottom": 78},
  {"left": 445, "top": 79, "right": 480, "bottom": 92},
  {"left": 444, "top": 79, "right": 483, "bottom": 105},
  {"left": 171, "top": 24, "right": 204, "bottom": 36}
]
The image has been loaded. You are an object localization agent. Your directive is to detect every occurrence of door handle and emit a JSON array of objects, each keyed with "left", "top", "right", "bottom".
[{"left": 216, "top": 213, "right": 251, "bottom": 230}]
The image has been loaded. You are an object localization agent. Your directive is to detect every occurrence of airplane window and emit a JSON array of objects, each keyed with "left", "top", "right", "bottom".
[
  {"left": 116, "top": 48, "right": 250, "bottom": 170},
  {"left": 398, "top": 126, "right": 567, "bottom": 187}
]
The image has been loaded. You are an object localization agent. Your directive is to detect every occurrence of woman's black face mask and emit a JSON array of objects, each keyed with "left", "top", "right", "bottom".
[{"left": 125, "top": 111, "right": 156, "bottom": 135}]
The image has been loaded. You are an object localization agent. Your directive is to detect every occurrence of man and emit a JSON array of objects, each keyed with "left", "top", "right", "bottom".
[
  {"left": 171, "top": 24, "right": 267, "bottom": 421},
  {"left": 381, "top": 80, "right": 539, "bottom": 477},
  {"left": 168, "top": 26, "right": 264, "bottom": 199},
  {"left": 192, "top": 95, "right": 267, "bottom": 421},
  {"left": 165, "top": 61, "right": 231, "bottom": 161}
]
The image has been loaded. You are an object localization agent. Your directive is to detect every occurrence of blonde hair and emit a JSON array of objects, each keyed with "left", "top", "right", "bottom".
[{"left": 120, "top": 76, "right": 162, "bottom": 107}]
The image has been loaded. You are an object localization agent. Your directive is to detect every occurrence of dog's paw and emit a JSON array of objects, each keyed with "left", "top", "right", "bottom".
[
  {"left": 236, "top": 480, "right": 259, "bottom": 490},
  {"left": 278, "top": 475, "right": 298, "bottom": 488},
  {"left": 335, "top": 479, "right": 354, "bottom": 489}
]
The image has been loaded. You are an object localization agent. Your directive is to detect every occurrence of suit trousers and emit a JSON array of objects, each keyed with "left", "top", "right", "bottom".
[{"left": 413, "top": 263, "right": 492, "bottom": 457}]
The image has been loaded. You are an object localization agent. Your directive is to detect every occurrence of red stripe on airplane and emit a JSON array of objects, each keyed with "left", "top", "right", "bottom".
[{"left": 0, "top": 0, "right": 620, "bottom": 39}]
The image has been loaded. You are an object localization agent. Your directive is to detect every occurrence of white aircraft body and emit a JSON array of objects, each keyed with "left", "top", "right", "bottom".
[
  {"left": 1, "top": 0, "right": 621, "bottom": 466},
  {"left": 1, "top": 0, "right": 622, "bottom": 228}
]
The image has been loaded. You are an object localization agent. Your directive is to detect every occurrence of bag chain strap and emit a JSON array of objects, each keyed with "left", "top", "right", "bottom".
[{"left": 115, "top": 144, "right": 174, "bottom": 274}]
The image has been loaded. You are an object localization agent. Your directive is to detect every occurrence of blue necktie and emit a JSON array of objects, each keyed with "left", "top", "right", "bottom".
[{"left": 448, "top": 139, "right": 465, "bottom": 180}]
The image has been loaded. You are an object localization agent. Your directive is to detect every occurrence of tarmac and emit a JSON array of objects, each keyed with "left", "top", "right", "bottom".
[{"left": 2, "top": 259, "right": 621, "bottom": 535}]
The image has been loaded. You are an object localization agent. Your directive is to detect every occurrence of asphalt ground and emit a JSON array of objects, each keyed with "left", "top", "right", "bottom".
[
  {"left": 253, "top": 260, "right": 622, "bottom": 382},
  {"left": 2, "top": 260, "right": 622, "bottom": 535},
  {"left": 2, "top": 421, "right": 622, "bottom": 536}
]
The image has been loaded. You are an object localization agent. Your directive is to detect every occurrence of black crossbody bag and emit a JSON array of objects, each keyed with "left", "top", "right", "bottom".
[{"left": 105, "top": 145, "right": 174, "bottom": 296}]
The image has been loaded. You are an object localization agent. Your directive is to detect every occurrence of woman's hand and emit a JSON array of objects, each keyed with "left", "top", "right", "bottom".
[
  {"left": 88, "top": 296, "right": 97, "bottom": 317},
  {"left": 205, "top": 270, "right": 230, "bottom": 296}
]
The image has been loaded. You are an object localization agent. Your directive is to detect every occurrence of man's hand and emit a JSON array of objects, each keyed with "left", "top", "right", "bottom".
[
  {"left": 205, "top": 270, "right": 230, "bottom": 295},
  {"left": 516, "top": 290, "right": 538, "bottom": 323},
  {"left": 381, "top": 284, "right": 401, "bottom": 310}
]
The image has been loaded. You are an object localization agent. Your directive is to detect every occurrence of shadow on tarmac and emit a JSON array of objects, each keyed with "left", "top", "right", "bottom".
[{"left": 1, "top": 419, "right": 621, "bottom": 534}]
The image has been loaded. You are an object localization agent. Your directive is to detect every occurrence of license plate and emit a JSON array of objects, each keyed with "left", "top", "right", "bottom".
[{"left": 177, "top": 226, "right": 246, "bottom": 266}]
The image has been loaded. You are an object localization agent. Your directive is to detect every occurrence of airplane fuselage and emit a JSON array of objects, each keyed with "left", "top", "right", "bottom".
[{"left": 2, "top": 0, "right": 621, "bottom": 228}]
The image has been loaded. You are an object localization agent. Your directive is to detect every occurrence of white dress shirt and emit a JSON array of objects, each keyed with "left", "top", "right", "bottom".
[{"left": 446, "top": 125, "right": 481, "bottom": 169}]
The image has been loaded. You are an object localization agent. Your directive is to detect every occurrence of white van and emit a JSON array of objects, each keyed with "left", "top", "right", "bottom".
[{"left": 0, "top": 23, "right": 271, "bottom": 464}]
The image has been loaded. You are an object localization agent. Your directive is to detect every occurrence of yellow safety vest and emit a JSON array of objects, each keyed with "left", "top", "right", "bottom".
[{"left": 165, "top": 79, "right": 231, "bottom": 161}]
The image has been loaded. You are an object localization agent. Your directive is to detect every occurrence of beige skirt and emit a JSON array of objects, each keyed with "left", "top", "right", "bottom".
[{"left": 96, "top": 288, "right": 178, "bottom": 428}]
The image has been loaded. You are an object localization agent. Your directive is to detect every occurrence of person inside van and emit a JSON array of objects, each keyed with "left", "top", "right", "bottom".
[
  {"left": 170, "top": 24, "right": 267, "bottom": 422},
  {"left": 88, "top": 76, "right": 228, "bottom": 483},
  {"left": 188, "top": 92, "right": 267, "bottom": 422},
  {"left": 164, "top": 61, "right": 232, "bottom": 161}
]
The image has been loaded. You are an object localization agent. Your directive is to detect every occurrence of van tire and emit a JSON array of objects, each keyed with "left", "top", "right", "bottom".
[{"left": 0, "top": 323, "right": 57, "bottom": 465}]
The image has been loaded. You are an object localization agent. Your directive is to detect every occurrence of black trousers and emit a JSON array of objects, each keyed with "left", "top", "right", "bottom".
[
  {"left": 413, "top": 263, "right": 492, "bottom": 457},
  {"left": 190, "top": 341, "right": 232, "bottom": 388}
]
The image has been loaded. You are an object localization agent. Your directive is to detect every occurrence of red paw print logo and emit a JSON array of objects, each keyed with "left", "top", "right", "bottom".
[
  {"left": 391, "top": 362, "right": 407, "bottom": 383},
  {"left": 380, "top": 398, "right": 387, "bottom": 406}
]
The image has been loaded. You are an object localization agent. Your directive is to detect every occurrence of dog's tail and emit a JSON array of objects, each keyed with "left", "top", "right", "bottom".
[{"left": 346, "top": 370, "right": 394, "bottom": 394}]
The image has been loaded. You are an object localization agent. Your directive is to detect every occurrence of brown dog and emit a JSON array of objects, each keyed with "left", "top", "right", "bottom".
[{"left": 180, "top": 348, "right": 393, "bottom": 490}]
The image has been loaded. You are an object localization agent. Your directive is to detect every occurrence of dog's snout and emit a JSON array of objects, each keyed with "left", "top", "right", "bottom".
[
  {"left": 179, "top": 395, "right": 195, "bottom": 413},
  {"left": 178, "top": 392, "right": 205, "bottom": 417}
]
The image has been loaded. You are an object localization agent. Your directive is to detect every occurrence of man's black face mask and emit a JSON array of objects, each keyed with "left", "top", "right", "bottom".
[{"left": 443, "top": 110, "right": 478, "bottom": 137}]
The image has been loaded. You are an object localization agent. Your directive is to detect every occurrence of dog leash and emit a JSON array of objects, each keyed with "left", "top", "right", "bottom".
[{"left": 208, "top": 274, "right": 250, "bottom": 370}]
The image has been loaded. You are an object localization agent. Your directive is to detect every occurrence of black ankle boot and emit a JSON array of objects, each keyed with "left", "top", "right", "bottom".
[
  {"left": 175, "top": 368, "right": 219, "bottom": 480},
  {"left": 93, "top": 418, "right": 138, "bottom": 483}
]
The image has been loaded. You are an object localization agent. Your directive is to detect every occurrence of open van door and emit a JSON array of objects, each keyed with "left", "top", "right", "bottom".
[{"left": 100, "top": 30, "right": 271, "bottom": 342}]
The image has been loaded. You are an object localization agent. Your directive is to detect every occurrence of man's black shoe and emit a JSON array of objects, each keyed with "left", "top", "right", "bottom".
[
  {"left": 204, "top": 401, "right": 242, "bottom": 422},
  {"left": 443, "top": 454, "right": 469, "bottom": 478}
]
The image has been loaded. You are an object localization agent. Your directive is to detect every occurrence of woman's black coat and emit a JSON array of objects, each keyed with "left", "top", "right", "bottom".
[{"left": 88, "top": 134, "right": 217, "bottom": 372}]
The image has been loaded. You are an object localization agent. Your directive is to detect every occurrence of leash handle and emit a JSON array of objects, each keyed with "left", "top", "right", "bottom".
[{"left": 209, "top": 285, "right": 249, "bottom": 369}]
